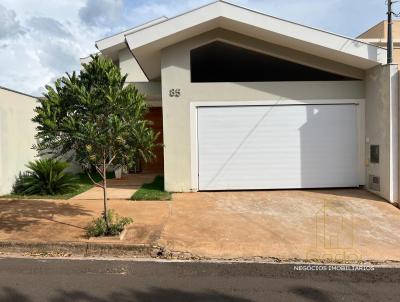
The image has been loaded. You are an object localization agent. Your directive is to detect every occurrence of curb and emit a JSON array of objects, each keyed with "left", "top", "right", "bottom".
[
  {"left": 155, "top": 249, "right": 400, "bottom": 266},
  {"left": 1, "top": 242, "right": 400, "bottom": 266},
  {"left": 0, "top": 241, "right": 162, "bottom": 258}
]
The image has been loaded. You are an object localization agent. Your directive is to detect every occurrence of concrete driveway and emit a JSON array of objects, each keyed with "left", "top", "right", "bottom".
[
  {"left": 1, "top": 183, "right": 400, "bottom": 262},
  {"left": 155, "top": 189, "right": 400, "bottom": 262}
]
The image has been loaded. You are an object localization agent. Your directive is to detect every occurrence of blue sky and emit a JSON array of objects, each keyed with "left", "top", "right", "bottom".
[{"left": 0, "top": 0, "right": 389, "bottom": 95}]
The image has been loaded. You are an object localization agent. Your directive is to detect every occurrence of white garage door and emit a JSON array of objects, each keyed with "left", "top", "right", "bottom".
[{"left": 197, "top": 104, "right": 359, "bottom": 190}]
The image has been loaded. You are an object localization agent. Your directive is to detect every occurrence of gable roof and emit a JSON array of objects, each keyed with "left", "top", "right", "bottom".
[
  {"left": 95, "top": 17, "right": 168, "bottom": 55},
  {"left": 100, "top": 1, "right": 387, "bottom": 80}
]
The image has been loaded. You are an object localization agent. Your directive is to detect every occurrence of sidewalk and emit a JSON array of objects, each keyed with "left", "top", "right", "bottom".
[
  {"left": 0, "top": 179, "right": 400, "bottom": 263},
  {"left": 0, "top": 197, "right": 169, "bottom": 245},
  {"left": 72, "top": 173, "right": 158, "bottom": 200}
]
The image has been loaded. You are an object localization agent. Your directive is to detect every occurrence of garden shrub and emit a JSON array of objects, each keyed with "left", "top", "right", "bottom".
[
  {"left": 86, "top": 210, "right": 133, "bottom": 237},
  {"left": 12, "top": 159, "right": 78, "bottom": 195}
]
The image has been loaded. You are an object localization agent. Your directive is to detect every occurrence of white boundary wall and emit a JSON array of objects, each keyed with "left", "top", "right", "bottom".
[{"left": 0, "top": 88, "right": 37, "bottom": 195}]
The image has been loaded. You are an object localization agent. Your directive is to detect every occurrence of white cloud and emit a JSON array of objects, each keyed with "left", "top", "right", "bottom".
[
  {"left": 0, "top": 0, "right": 387, "bottom": 96},
  {"left": 79, "top": 0, "right": 124, "bottom": 27},
  {"left": 125, "top": 0, "right": 210, "bottom": 23},
  {"left": 28, "top": 17, "right": 72, "bottom": 38},
  {"left": 0, "top": 0, "right": 85, "bottom": 21},
  {"left": 0, "top": 0, "right": 117, "bottom": 96},
  {"left": 0, "top": 4, "right": 25, "bottom": 39}
]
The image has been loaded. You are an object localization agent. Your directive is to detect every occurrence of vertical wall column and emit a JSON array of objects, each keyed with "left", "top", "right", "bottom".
[{"left": 365, "top": 64, "right": 398, "bottom": 202}]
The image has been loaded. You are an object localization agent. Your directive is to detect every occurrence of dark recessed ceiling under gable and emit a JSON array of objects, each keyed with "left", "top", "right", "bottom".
[{"left": 190, "top": 41, "right": 357, "bottom": 82}]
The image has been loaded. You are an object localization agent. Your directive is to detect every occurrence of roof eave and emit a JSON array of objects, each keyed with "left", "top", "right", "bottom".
[
  {"left": 96, "top": 16, "right": 169, "bottom": 53},
  {"left": 126, "top": 1, "right": 386, "bottom": 65}
]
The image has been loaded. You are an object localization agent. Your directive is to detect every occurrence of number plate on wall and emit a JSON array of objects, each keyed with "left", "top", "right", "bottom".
[{"left": 169, "top": 89, "right": 181, "bottom": 98}]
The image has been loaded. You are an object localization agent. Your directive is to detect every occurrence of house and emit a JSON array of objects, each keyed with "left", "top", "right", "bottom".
[
  {"left": 0, "top": 87, "right": 37, "bottom": 195},
  {"left": 87, "top": 2, "right": 398, "bottom": 203},
  {"left": 358, "top": 20, "right": 400, "bottom": 63}
]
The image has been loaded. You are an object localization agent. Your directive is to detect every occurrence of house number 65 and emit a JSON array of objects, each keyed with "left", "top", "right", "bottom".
[{"left": 169, "top": 89, "right": 181, "bottom": 98}]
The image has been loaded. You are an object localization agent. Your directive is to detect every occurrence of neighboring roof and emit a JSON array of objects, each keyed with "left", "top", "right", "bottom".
[
  {"left": 0, "top": 86, "right": 37, "bottom": 99},
  {"left": 357, "top": 21, "right": 386, "bottom": 39},
  {"left": 358, "top": 20, "right": 400, "bottom": 46},
  {"left": 95, "top": 17, "right": 168, "bottom": 55},
  {"left": 357, "top": 21, "right": 400, "bottom": 53}
]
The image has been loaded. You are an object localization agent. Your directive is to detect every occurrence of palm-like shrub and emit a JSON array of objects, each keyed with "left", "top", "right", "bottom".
[{"left": 12, "top": 159, "right": 78, "bottom": 195}]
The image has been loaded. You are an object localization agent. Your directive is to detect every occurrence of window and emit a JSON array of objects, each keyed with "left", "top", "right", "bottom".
[{"left": 190, "top": 41, "right": 356, "bottom": 83}]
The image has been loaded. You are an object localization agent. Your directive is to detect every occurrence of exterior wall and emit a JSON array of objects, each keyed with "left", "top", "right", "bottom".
[
  {"left": 365, "top": 65, "right": 398, "bottom": 202},
  {"left": 360, "top": 22, "right": 400, "bottom": 203},
  {"left": 355, "top": 43, "right": 400, "bottom": 68},
  {"left": 133, "top": 82, "right": 162, "bottom": 107},
  {"left": 393, "top": 48, "right": 400, "bottom": 65},
  {"left": 81, "top": 52, "right": 162, "bottom": 107},
  {"left": 392, "top": 21, "right": 400, "bottom": 39},
  {"left": 0, "top": 88, "right": 37, "bottom": 195},
  {"left": 118, "top": 48, "right": 148, "bottom": 82},
  {"left": 81, "top": 49, "right": 149, "bottom": 82},
  {"left": 161, "top": 31, "right": 366, "bottom": 192}
]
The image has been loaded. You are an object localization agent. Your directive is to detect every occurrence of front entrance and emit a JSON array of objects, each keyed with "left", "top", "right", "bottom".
[{"left": 142, "top": 107, "right": 164, "bottom": 173}]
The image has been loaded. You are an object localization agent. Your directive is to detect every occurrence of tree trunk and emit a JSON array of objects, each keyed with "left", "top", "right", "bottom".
[{"left": 102, "top": 157, "right": 109, "bottom": 231}]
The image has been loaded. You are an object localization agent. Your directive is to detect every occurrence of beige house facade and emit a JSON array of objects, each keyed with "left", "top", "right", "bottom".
[
  {"left": 0, "top": 1, "right": 398, "bottom": 205},
  {"left": 2, "top": 2, "right": 399, "bottom": 205},
  {"left": 88, "top": 1, "right": 399, "bottom": 203}
]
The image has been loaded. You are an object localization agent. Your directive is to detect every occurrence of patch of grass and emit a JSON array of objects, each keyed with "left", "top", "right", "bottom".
[
  {"left": 1, "top": 172, "right": 115, "bottom": 200},
  {"left": 131, "top": 176, "right": 171, "bottom": 201}
]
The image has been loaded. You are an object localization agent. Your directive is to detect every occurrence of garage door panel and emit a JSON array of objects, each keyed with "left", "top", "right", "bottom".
[{"left": 197, "top": 104, "right": 358, "bottom": 190}]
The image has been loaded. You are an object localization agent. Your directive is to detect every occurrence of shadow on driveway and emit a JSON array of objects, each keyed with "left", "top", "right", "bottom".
[{"left": 0, "top": 199, "right": 92, "bottom": 233}]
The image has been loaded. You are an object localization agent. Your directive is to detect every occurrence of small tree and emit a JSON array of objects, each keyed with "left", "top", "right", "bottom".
[{"left": 33, "top": 55, "right": 158, "bottom": 231}]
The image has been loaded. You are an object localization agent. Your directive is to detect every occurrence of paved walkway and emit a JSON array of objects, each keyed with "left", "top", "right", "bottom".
[
  {"left": 0, "top": 182, "right": 400, "bottom": 262},
  {"left": 72, "top": 173, "right": 157, "bottom": 200}
]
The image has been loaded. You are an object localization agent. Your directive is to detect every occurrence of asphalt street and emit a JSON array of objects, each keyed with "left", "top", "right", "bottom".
[{"left": 0, "top": 257, "right": 399, "bottom": 301}]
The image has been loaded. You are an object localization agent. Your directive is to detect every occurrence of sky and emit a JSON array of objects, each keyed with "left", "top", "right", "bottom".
[{"left": 0, "top": 0, "right": 388, "bottom": 96}]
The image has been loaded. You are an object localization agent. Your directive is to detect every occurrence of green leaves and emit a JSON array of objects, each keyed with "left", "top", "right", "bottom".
[
  {"left": 12, "top": 159, "right": 78, "bottom": 196},
  {"left": 86, "top": 209, "right": 133, "bottom": 237},
  {"left": 33, "top": 54, "right": 159, "bottom": 174}
]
